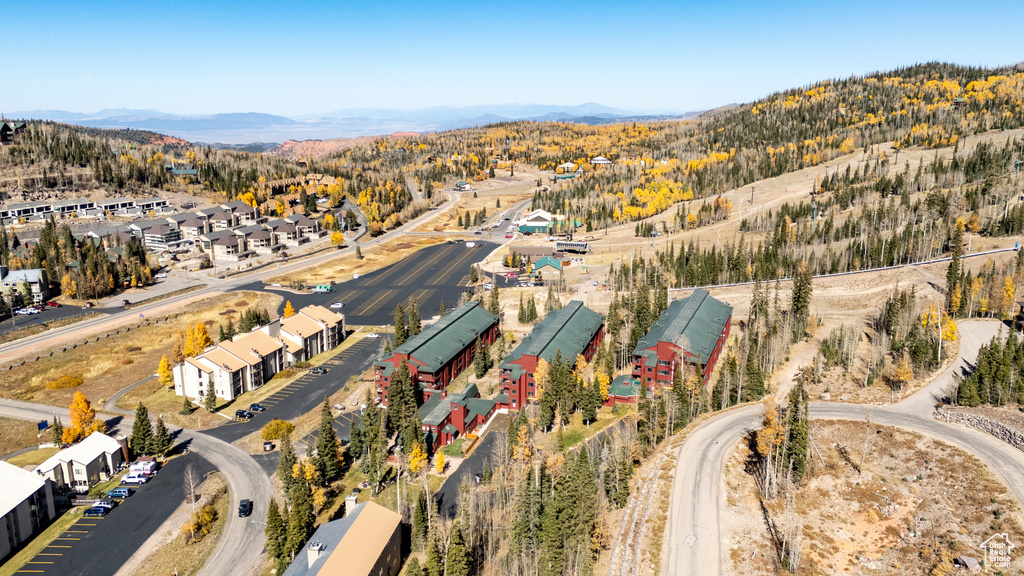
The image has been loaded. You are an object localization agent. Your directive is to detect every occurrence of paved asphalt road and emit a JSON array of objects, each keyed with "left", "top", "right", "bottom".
[
  {"left": 434, "top": 413, "right": 509, "bottom": 518},
  {"left": 662, "top": 320, "right": 1010, "bottom": 576},
  {"left": 247, "top": 240, "right": 497, "bottom": 326},
  {"left": 20, "top": 451, "right": 215, "bottom": 576},
  {"left": 0, "top": 305, "right": 116, "bottom": 337}
]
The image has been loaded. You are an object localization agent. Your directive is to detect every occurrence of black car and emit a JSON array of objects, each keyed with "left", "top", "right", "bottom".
[
  {"left": 238, "top": 499, "right": 253, "bottom": 518},
  {"left": 249, "top": 403, "right": 266, "bottom": 412},
  {"left": 235, "top": 410, "right": 254, "bottom": 420},
  {"left": 309, "top": 367, "right": 328, "bottom": 375},
  {"left": 83, "top": 506, "right": 109, "bottom": 517}
]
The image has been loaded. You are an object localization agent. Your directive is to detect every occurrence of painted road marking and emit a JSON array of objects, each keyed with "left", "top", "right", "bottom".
[
  {"left": 45, "top": 546, "right": 71, "bottom": 548},
  {"left": 26, "top": 562, "right": 53, "bottom": 564},
  {"left": 56, "top": 537, "right": 80, "bottom": 540},
  {"left": 35, "top": 554, "right": 62, "bottom": 556},
  {"left": 353, "top": 289, "right": 397, "bottom": 317}
]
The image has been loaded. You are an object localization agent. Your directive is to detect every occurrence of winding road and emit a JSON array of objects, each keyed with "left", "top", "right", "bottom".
[{"left": 663, "top": 320, "right": 1015, "bottom": 576}]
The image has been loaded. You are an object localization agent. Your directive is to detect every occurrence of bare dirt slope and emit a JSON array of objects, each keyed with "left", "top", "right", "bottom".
[{"left": 724, "top": 419, "right": 1024, "bottom": 575}]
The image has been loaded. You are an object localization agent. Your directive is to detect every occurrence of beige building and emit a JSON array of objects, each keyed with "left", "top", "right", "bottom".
[
  {"left": 0, "top": 461, "right": 55, "bottom": 561},
  {"left": 34, "top": 432, "right": 128, "bottom": 493},
  {"left": 282, "top": 501, "right": 401, "bottom": 576},
  {"left": 173, "top": 305, "right": 344, "bottom": 401}
]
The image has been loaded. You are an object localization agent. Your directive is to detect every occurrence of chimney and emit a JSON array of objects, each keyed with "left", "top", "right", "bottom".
[
  {"left": 306, "top": 541, "right": 325, "bottom": 568},
  {"left": 345, "top": 493, "right": 358, "bottom": 516}
]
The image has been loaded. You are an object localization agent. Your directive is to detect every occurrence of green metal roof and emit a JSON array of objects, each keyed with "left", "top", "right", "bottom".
[
  {"left": 394, "top": 302, "right": 498, "bottom": 372},
  {"left": 534, "top": 256, "right": 562, "bottom": 272},
  {"left": 442, "top": 423, "right": 457, "bottom": 435},
  {"left": 608, "top": 375, "right": 640, "bottom": 398},
  {"left": 465, "top": 397, "right": 496, "bottom": 423},
  {"left": 632, "top": 289, "right": 732, "bottom": 362},
  {"left": 500, "top": 301, "right": 603, "bottom": 369},
  {"left": 419, "top": 394, "right": 450, "bottom": 426}
]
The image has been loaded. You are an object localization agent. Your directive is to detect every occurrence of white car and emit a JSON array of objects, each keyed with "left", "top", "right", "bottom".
[
  {"left": 330, "top": 302, "right": 344, "bottom": 309},
  {"left": 16, "top": 308, "right": 33, "bottom": 315},
  {"left": 121, "top": 474, "right": 149, "bottom": 485},
  {"left": 365, "top": 333, "right": 380, "bottom": 338},
  {"left": 353, "top": 274, "right": 361, "bottom": 279},
  {"left": 154, "top": 272, "right": 168, "bottom": 279},
  {"left": 483, "top": 283, "right": 493, "bottom": 289}
]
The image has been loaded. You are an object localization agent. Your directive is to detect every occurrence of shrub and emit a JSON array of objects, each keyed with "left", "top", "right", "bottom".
[
  {"left": 126, "top": 346, "right": 142, "bottom": 352},
  {"left": 46, "top": 375, "right": 83, "bottom": 390},
  {"left": 261, "top": 419, "right": 295, "bottom": 441},
  {"left": 120, "top": 358, "right": 134, "bottom": 365},
  {"left": 181, "top": 504, "right": 217, "bottom": 543}
]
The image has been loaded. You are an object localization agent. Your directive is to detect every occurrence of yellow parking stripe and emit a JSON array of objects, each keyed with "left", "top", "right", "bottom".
[
  {"left": 45, "top": 545, "right": 72, "bottom": 548},
  {"left": 26, "top": 562, "right": 53, "bottom": 564},
  {"left": 56, "top": 537, "right": 80, "bottom": 540},
  {"left": 36, "top": 554, "right": 62, "bottom": 556}
]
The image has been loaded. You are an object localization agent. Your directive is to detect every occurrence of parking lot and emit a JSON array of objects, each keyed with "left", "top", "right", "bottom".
[
  {"left": 15, "top": 452, "right": 214, "bottom": 576},
  {"left": 244, "top": 240, "right": 496, "bottom": 326}
]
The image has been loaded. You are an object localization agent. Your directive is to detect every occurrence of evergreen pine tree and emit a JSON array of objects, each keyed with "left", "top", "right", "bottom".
[
  {"left": 538, "top": 488, "right": 564, "bottom": 576},
  {"left": 313, "top": 397, "right": 342, "bottom": 484},
  {"left": 445, "top": 521, "right": 472, "bottom": 576},
  {"left": 408, "top": 300, "right": 421, "bottom": 336},
  {"left": 488, "top": 285, "right": 500, "bottom": 315},
  {"left": 130, "top": 403, "right": 153, "bottom": 456},
  {"left": 356, "top": 245, "right": 363, "bottom": 259},
  {"left": 204, "top": 380, "right": 217, "bottom": 411},
  {"left": 265, "top": 499, "right": 285, "bottom": 562},
  {"left": 285, "top": 479, "right": 315, "bottom": 559},
  {"left": 225, "top": 319, "right": 235, "bottom": 340},
  {"left": 277, "top": 435, "right": 297, "bottom": 492},
  {"left": 424, "top": 537, "right": 443, "bottom": 576},
  {"left": 473, "top": 337, "right": 488, "bottom": 378},
  {"left": 151, "top": 417, "right": 171, "bottom": 456},
  {"left": 438, "top": 299, "right": 446, "bottom": 317},
  {"left": 51, "top": 417, "right": 63, "bottom": 446},
  {"left": 413, "top": 492, "right": 428, "bottom": 547},
  {"left": 481, "top": 458, "right": 491, "bottom": 484},
  {"left": 394, "top": 303, "right": 408, "bottom": 347},
  {"left": 218, "top": 323, "right": 227, "bottom": 342},
  {"left": 785, "top": 382, "right": 810, "bottom": 482},
  {"left": 518, "top": 293, "right": 526, "bottom": 323},
  {"left": 404, "top": 557, "right": 423, "bottom": 576}
]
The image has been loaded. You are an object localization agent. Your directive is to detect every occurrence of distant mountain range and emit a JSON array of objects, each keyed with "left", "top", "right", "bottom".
[{"left": 6, "top": 104, "right": 701, "bottom": 145}]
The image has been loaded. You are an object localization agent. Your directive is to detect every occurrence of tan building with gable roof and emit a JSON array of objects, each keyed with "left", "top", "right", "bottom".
[{"left": 173, "top": 305, "right": 344, "bottom": 401}]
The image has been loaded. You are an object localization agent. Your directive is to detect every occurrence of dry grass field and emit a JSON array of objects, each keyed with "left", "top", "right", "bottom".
[
  {"left": 724, "top": 420, "right": 1024, "bottom": 575},
  {"left": 0, "top": 417, "right": 49, "bottom": 457},
  {"left": 0, "top": 291, "right": 281, "bottom": 409}
]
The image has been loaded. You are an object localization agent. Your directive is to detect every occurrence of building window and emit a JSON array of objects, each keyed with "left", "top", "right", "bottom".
[
  {"left": 658, "top": 359, "right": 671, "bottom": 366},
  {"left": 657, "top": 370, "right": 670, "bottom": 376}
]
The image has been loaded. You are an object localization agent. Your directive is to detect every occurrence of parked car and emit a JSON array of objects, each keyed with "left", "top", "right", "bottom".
[
  {"left": 121, "top": 474, "right": 149, "bottom": 485},
  {"left": 249, "top": 403, "right": 266, "bottom": 412},
  {"left": 45, "top": 301, "right": 61, "bottom": 308},
  {"left": 154, "top": 272, "right": 168, "bottom": 279},
  {"left": 83, "top": 507, "right": 109, "bottom": 517},
  {"left": 365, "top": 333, "right": 380, "bottom": 338},
  {"left": 121, "top": 299, "right": 130, "bottom": 306},
  {"left": 92, "top": 499, "right": 116, "bottom": 510},
  {"left": 107, "top": 487, "right": 133, "bottom": 499},
  {"left": 353, "top": 273, "right": 360, "bottom": 279},
  {"left": 333, "top": 403, "right": 346, "bottom": 411},
  {"left": 483, "top": 283, "right": 493, "bottom": 290},
  {"left": 505, "top": 233, "right": 513, "bottom": 238},
  {"left": 309, "top": 367, "right": 328, "bottom": 375},
  {"left": 16, "top": 308, "right": 33, "bottom": 315},
  {"left": 330, "top": 302, "right": 344, "bottom": 309},
  {"left": 235, "top": 410, "right": 254, "bottom": 420},
  {"left": 238, "top": 499, "right": 253, "bottom": 518}
]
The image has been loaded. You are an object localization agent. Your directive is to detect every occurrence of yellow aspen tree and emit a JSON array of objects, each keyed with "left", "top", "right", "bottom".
[
  {"left": 533, "top": 358, "right": 550, "bottom": 399},
  {"left": 409, "top": 442, "right": 427, "bottom": 474},
  {"left": 435, "top": 452, "right": 446, "bottom": 474},
  {"left": 283, "top": 301, "right": 296, "bottom": 318},
  {"left": 895, "top": 352, "right": 914, "bottom": 389},
  {"left": 596, "top": 371, "right": 611, "bottom": 402},
  {"left": 158, "top": 355, "right": 174, "bottom": 391},
  {"left": 1002, "top": 277, "right": 1016, "bottom": 319}
]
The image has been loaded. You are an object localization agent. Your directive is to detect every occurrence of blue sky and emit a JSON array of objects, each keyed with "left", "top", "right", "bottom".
[{"left": 5, "top": 0, "right": 1022, "bottom": 116}]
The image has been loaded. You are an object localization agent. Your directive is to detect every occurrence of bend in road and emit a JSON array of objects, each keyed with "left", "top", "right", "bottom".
[{"left": 664, "top": 320, "right": 1017, "bottom": 576}]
